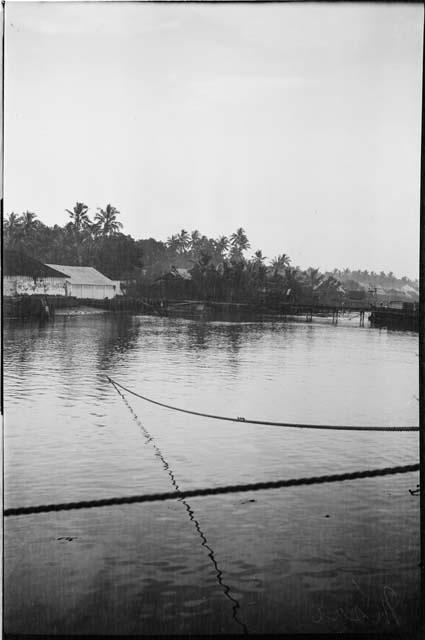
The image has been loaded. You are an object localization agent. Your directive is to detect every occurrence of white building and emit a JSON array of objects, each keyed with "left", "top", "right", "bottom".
[
  {"left": 47, "top": 265, "right": 118, "bottom": 299},
  {"left": 4, "top": 251, "right": 69, "bottom": 296}
]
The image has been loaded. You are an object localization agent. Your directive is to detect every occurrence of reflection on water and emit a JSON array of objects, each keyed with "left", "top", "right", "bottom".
[{"left": 3, "top": 314, "right": 420, "bottom": 634}]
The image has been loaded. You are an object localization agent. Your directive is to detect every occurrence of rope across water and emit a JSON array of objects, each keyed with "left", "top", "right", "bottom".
[
  {"left": 4, "top": 463, "right": 420, "bottom": 517},
  {"left": 106, "top": 376, "right": 419, "bottom": 432}
]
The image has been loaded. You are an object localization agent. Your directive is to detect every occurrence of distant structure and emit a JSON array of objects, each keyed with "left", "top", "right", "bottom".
[
  {"left": 4, "top": 250, "right": 69, "bottom": 296},
  {"left": 153, "top": 266, "right": 193, "bottom": 298},
  {"left": 46, "top": 264, "right": 118, "bottom": 299},
  {"left": 110, "top": 280, "right": 124, "bottom": 296}
]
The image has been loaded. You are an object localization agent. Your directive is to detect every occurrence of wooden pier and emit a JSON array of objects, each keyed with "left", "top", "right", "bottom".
[{"left": 369, "top": 307, "right": 418, "bottom": 331}]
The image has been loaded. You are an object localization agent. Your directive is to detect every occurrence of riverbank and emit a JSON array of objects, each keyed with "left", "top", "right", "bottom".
[
  {"left": 2, "top": 295, "right": 160, "bottom": 320},
  {"left": 3, "top": 295, "right": 419, "bottom": 331}
]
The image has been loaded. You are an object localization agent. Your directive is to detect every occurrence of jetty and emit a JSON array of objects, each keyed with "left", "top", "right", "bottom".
[
  {"left": 369, "top": 305, "right": 419, "bottom": 331},
  {"left": 3, "top": 291, "right": 418, "bottom": 332}
]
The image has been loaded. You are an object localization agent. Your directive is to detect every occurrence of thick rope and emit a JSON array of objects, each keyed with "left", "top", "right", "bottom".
[
  {"left": 4, "top": 463, "right": 419, "bottom": 517},
  {"left": 106, "top": 377, "right": 419, "bottom": 432}
]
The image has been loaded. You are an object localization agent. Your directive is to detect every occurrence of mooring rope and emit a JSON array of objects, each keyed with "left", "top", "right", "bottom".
[
  {"left": 110, "top": 378, "right": 249, "bottom": 633},
  {"left": 105, "top": 377, "right": 419, "bottom": 432},
  {"left": 4, "top": 463, "right": 419, "bottom": 517}
]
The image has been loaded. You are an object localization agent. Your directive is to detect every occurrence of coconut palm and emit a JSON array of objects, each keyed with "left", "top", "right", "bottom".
[
  {"left": 252, "top": 249, "right": 266, "bottom": 263},
  {"left": 4, "top": 212, "right": 23, "bottom": 248},
  {"left": 65, "top": 202, "right": 91, "bottom": 264},
  {"left": 190, "top": 230, "right": 201, "bottom": 250},
  {"left": 95, "top": 204, "right": 123, "bottom": 236},
  {"left": 215, "top": 235, "right": 229, "bottom": 257},
  {"left": 65, "top": 202, "right": 90, "bottom": 232},
  {"left": 166, "top": 234, "right": 180, "bottom": 254},
  {"left": 271, "top": 253, "right": 291, "bottom": 272},
  {"left": 21, "top": 211, "right": 38, "bottom": 235},
  {"left": 284, "top": 266, "right": 304, "bottom": 300},
  {"left": 250, "top": 250, "right": 267, "bottom": 275},
  {"left": 5, "top": 211, "right": 21, "bottom": 228},
  {"left": 304, "top": 266, "right": 323, "bottom": 290},
  {"left": 5, "top": 211, "right": 22, "bottom": 233},
  {"left": 230, "top": 227, "right": 250, "bottom": 255},
  {"left": 177, "top": 229, "right": 191, "bottom": 254}
]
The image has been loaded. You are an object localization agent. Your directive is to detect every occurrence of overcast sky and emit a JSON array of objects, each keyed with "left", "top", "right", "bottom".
[{"left": 4, "top": 2, "right": 423, "bottom": 278}]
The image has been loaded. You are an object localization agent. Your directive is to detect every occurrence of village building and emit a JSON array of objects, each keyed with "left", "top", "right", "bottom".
[
  {"left": 46, "top": 264, "right": 119, "bottom": 299},
  {"left": 152, "top": 266, "right": 193, "bottom": 299},
  {"left": 4, "top": 250, "right": 70, "bottom": 296}
]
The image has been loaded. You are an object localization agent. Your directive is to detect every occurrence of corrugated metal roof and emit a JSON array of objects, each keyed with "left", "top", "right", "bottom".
[
  {"left": 4, "top": 251, "right": 69, "bottom": 278},
  {"left": 46, "top": 264, "right": 115, "bottom": 286}
]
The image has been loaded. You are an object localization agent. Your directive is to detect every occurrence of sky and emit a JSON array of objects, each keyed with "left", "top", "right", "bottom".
[{"left": 4, "top": 1, "right": 423, "bottom": 278}]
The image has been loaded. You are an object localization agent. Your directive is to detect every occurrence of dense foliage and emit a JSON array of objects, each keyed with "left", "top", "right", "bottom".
[
  {"left": 4, "top": 206, "right": 418, "bottom": 303},
  {"left": 4, "top": 205, "right": 141, "bottom": 280}
]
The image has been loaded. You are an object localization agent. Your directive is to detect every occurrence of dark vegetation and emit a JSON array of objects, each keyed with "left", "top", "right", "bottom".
[{"left": 4, "top": 205, "right": 418, "bottom": 305}]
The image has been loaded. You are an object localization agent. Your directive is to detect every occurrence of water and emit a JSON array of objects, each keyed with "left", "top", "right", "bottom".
[{"left": 3, "top": 314, "right": 420, "bottom": 634}]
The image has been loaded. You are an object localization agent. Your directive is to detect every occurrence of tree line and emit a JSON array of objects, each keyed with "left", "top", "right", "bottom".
[
  {"left": 5, "top": 204, "right": 141, "bottom": 280},
  {"left": 4, "top": 204, "right": 417, "bottom": 303}
]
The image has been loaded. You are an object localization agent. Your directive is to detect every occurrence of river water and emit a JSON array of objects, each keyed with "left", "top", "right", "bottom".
[{"left": 3, "top": 313, "right": 420, "bottom": 634}]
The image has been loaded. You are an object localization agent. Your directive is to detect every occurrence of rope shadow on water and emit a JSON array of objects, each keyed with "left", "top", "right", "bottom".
[{"left": 110, "top": 380, "right": 249, "bottom": 635}]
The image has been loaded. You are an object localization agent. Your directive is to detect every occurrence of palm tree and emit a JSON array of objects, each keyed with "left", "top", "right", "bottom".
[
  {"left": 166, "top": 234, "right": 180, "bottom": 254},
  {"left": 5, "top": 211, "right": 21, "bottom": 228},
  {"left": 65, "top": 202, "right": 91, "bottom": 264},
  {"left": 271, "top": 254, "right": 291, "bottom": 273},
  {"left": 230, "top": 227, "right": 250, "bottom": 253},
  {"left": 305, "top": 267, "right": 323, "bottom": 289},
  {"left": 283, "top": 266, "right": 304, "bottom": 301},
  {"left": 95, "top": 204, "right": 123, "bottom": 236},
  {"left": 250, "top": 250, "right": 267, "bottom": 273},
  {"left": 229, "top": 227, "right": 250, "bottom": 261},
  {"left": 21, "top": 211, "right": 38, "bottom": 235},
  {"left": 190, "top": 230, "right": 201, "bottom": 251},
  {"left": 253, "top": 249, "right": 266, "bottom": 263},
  {"left": 177, "top": 229, "right": 191, "bottom": 254},
  {"left": 65, "top": 202, "right": 90, "bottom": 232},
  {"left": 215, "top": 235, "right": 229, "bottom": 257},
  {"left": 4, "top": 212, "right": 23, "bottom": 248},
  {"left": 247, "top": 250, "right": 268, "bottom": 298}
]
